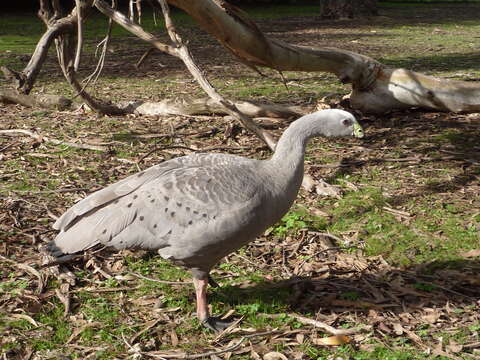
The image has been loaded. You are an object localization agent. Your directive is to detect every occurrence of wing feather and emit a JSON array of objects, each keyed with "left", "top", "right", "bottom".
[
  {"left": 50, "top": 153, "right": 263, "bottom": 259},
  {"left": 53, "top": 160, "right": 180, "bottom": 231}
]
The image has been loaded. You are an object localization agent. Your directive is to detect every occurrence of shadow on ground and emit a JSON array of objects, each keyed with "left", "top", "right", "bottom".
[
  {"left": 211, "top": 257, "right": 480, "bottom": 330},
  {"left": 323, "top": 110, "right": 480, "bottom": 207}
]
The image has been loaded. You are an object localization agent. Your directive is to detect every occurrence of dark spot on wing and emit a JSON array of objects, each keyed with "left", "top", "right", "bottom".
[
  {"left": 150, "top": 199, "right": 155, "bottom": 203},
  {"left": 186, "top": 207, "right": 190, "bottom": 211},
  {"left": 202, "top": 213, "right": 207, "bottom": 218},
  {"left": 176, "top": 202, "right": 182, "bottom": 207},
  {"left": 170, "top": 212, "right": 175, "bottom": 217},
  {"left": 164, "top": 182, "right": 172, "bottom": 189},
  {"left": 127, "top": 203, "right": 133, "bottom": 208},
  {"left": 139, "top": 216, "right": 144, "bottom": 221},
  {"left": 133, "top": 195, "right": 138, "bottom": 199},
  {"left": 164, "top": 208, "right": 168, "bottom": 212},
  {"left": 164, "top": 196, "right": 170, "bottom": 201},
  {"left": 193, "top": 210, "right": 199, "bottom": 214},
  {"left": 167, "top": 230, "right": 172, "bottom": 235},
  {"left": 102, "top": 229, "right": 107, "bottom": 234},
  {"left": 114, "top": 200, "right": 119, "bottom": 204},
  {"left": 153, "top": 224, "right": 157, "bottom": 228},
  {"left": 188, "top": 220, "right": 193, "bottom": 225}
]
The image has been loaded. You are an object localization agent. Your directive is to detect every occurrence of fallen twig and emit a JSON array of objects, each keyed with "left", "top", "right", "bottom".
[
  {"left": 67, "top": 321, "right": 101, "bottom": 344},
  {"left": 130, "top": 318, "right": 165, "bottom": 343},
  {"left": 135, "top": 47, "right": 155, "bottom": 69},
  {"left": 0, "top": 129, "right": 107, "bottom": 151},
  {"left": 72, "top": 285, "right": 141, "bottom": 293},
  {"left": 271, "top": 313, "right": 368, "bottom": 335},
  {"left": 382, "top": 206, "right": 411, "bottom": 218},
  {"left": 310, "top": 231, "right": 345, "bottom": 245},
  {"left": 130, "top": 272, "right": 192, "bottom": 285},
  {"left": 0, "top": 254, "right": 45, "bottom": 294}
]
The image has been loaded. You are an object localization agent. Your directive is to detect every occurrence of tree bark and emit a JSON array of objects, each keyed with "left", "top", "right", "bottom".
[
  {"left": 0, "top": 89, "right": 71, "bottom": 110},
  {"left": 168, "top": 0, "right": 480, "bottom": 113},
  {"left": 319, "top": 0, "right": 378, "bottom": 19}
]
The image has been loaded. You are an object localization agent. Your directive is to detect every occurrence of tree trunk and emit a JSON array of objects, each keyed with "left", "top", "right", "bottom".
[{"left": 319, "top": 0, "right": 378, "bottom": 19}]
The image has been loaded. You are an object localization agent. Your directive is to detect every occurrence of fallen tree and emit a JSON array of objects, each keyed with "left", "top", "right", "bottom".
[{"left": 2, "top": 0, "right": 480, "bottom": 141}]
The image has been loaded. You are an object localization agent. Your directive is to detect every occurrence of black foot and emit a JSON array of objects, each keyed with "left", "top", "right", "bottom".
[
  {"left": 208, "top": 275, "right": 220, "bottom": 288},
  {"left": 201, "top": 316, "right": 235, "bottom": 332}
]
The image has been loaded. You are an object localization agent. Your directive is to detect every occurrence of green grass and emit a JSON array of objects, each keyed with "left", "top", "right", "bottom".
[
  {"left": 0, "top": 4, "right": 318, "bottom": 61},
  {"left": 313, "top": 186, "right": 479, "bottom": 266}
]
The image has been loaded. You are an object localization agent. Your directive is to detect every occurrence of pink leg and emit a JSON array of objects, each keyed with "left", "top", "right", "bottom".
[
  {"left": 192, "top": 274, "right": 234, "bottom": 331},
  {"left": 193, "top": 277, "right": 209, "bottom": 322}
]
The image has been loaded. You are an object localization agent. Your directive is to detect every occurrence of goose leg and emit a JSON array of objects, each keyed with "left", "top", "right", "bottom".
[{"left": 192, "top": 274, "right": 233, "bottom": 332}]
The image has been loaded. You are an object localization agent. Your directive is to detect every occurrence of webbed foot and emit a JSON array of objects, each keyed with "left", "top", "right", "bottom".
[
  {"left": 201, "top": 316, "right": 235, "bottom": 332},
  {"left": 208, "top": 275, "right": 220, "bottom": 288}
]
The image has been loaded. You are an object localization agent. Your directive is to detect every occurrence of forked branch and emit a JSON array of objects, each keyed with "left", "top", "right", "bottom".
[
  {"left": 157, "top": 0, "right": 276, "bottom": 149},
  {"left": 94, "top": 0, "right": 276, "bottom": 149}
]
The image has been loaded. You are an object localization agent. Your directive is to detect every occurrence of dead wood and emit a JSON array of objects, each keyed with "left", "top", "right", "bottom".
[
  {"left": 0, "top": 89, "right": 72, "bottom": 110},
  {"left": 118, "top": 97, "right": 302, "bottom": 118},
  {"left": 277, "top": 313, "right": 368, "bottom": 335},
  {"left": 169, "top": 0, "right": 480, "bottom": 113},
  {"left": 9, "top": 0, "right": 80, "bottom": 94}
]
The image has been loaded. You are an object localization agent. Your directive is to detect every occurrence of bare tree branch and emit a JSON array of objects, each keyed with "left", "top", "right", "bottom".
[
  {"left": 74, "top": 0, "right": 84, "bottom": 71},
  {"left": 94, "top": 0, "right": 178, "bottom": 57},
  {"left": 79, "top": 0, "right": 116, "bottom": 95},
  {"left": 157, "top": 0, "right": 277, "bottom": 150},
  {"left": 7, "top": 0, "right": 79, "bottom": 94}
]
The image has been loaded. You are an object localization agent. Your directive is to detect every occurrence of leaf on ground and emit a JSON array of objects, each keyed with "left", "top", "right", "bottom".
[
  {"left": 263, "top": 351, "right": 289, "bottom": 360},
  {"left": 313, "top": 335, "right": 351, "bottom": 346}
]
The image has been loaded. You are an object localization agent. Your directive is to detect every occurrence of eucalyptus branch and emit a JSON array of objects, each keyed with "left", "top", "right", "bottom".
[
  {"left": 157, "top": 0, "right": 276, "bottom": 150},
  {"left": 74, "top": 0, "right": 84, "bottom": 71}
]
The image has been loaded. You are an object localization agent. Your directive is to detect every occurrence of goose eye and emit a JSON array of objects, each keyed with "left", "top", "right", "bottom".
[{"left": 342, "top": 118, "right": 353, "bottom": 126}]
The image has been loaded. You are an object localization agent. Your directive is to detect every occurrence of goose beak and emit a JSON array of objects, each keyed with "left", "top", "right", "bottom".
[{"left": 353, "top": 122, "right": 364, "bottom": 138}]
